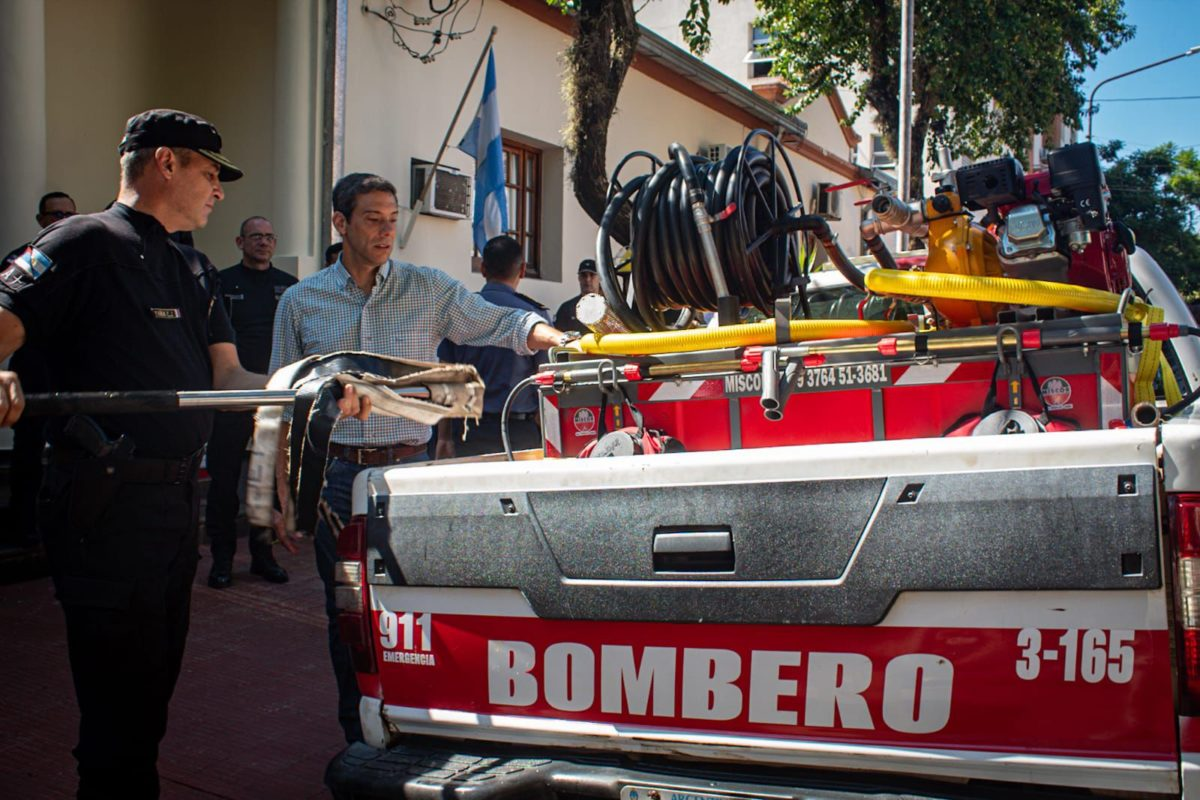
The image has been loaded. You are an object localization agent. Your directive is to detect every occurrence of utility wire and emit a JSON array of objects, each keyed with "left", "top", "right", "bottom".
[{"left": 1096, "top": 95, "right": 1200, "bottom": 102}]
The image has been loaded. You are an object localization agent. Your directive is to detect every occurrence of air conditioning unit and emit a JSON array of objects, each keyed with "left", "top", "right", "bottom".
[
  {"left": 813, "top": 182, "right": 842, "bottom": 220},
  {"left": 411, "top": 160, "right": 470, "bottom": 219},
  {"left": 699, "top": 143, "right": 732, "bottom": 162}
]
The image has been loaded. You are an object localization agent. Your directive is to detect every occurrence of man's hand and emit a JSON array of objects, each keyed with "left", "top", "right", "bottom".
[
  {"left": 338, "top": 384, "right": 372, "bottom": 421},
  {"left": 527, "top": 322, "right": 569, "bottom": 351},
  {"left": 0, "top": 370, "right": 24, "bottom": 427}
]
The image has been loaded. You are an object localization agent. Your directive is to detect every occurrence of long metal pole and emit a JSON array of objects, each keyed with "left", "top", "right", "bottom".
[
  {"left": 896, "top": 0, "right": 914, "bottom": 252},
  {"left": 397, "top": 26, "right": 499, "bottom": 249},
  {"left": 22, "top": 387, "right": 432, "bottom": 416},
  {"left": 332, "top": 0, "right": 348, "bottom": 184}
]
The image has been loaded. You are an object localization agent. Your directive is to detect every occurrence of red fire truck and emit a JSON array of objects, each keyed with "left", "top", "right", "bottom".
[{"left": 326, "top": 143, "right": 1200, "bottom": 799}]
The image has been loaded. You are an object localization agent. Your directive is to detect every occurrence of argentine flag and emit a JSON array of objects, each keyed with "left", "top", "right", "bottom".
[{"left": 458, "top": 49, "right": 508, "bottom": 252}]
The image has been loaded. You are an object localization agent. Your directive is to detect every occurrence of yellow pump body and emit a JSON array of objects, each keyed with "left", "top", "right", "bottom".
[{"left": 921, "top": 192, "right": 1003, "bottom": 326}]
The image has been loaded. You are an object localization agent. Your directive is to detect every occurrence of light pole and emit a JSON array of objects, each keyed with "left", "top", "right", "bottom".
[
  {"left": 1087, "top": 45, "right": 1200, "bottom": 140},
  {"left": 896, "top": 0, "right": 914, "bottom": 251}
]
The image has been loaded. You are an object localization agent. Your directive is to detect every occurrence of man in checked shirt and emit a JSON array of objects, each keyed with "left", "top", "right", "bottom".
[{"left": 269, "top": 172, "right": 566, "bottom": 743}]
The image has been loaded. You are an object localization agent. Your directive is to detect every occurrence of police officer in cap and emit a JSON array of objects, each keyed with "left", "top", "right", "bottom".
[
  {"left": 553, "top": 257, "right": 601, "bottom": 334},
  {"left": 0, "top": 109, "right": 365, "bottom": 799}
]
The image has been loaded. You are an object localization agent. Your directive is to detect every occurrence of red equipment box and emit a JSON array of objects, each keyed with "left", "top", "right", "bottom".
[{"left": 540, "top": 345, "right": 1128, "bottom": 458}]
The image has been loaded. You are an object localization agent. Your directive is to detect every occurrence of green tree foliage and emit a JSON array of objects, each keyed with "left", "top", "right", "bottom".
[
  {"left": 548, "top": 0, "right": 1129, "bottom": 219},
  {"left": 692, "top": 1, "right": 1132, "bottom": 195},
  {"left": 1100, "top": 141, "right": 1200, "bottom": 295}
]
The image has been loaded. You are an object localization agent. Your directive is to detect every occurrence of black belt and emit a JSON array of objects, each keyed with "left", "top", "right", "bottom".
[
  {"left": 482, "top": 411, "right": 536, "bottom": 422},
  {"left": 328, "top": 441, "right": 426, "bottom": 466},
  {"left": 49, "top": 449, "right": 203, "bottom": 485}
]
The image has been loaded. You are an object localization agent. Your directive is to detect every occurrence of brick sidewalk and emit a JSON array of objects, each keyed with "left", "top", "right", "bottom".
[{"left": 0, "top": 537, "right": 344, "bottom": 799}]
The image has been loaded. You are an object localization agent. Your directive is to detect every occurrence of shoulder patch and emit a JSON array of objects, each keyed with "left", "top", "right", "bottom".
[{"left": 11, "top": 247, "right": 54, "bottom": 281}]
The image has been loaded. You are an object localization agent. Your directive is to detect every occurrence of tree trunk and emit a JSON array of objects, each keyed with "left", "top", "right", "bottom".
[{"left": 562, "top": 0, "right": 639, "bottom": 232}]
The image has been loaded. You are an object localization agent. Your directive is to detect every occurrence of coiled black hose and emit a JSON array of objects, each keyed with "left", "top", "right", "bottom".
[{"left": 596, "top": 130, "right": 813, "bottom": 332}]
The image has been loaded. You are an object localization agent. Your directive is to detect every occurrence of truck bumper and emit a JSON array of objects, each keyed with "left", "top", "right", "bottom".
[{"left": 325, "top": 741, "right": 1120, "bottom": 800}]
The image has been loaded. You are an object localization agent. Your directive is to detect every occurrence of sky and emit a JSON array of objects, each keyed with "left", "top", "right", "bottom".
[{"left": 1082, "top": 0, "right": 1200, "bottom": 154}]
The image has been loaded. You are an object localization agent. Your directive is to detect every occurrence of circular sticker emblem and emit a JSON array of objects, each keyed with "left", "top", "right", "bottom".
[
  {"left": 573, "top": 407, "right": 597, "bottom": 436},
  {"left": 1040, "top": 376, "right": 1073, "bottom": 410}
]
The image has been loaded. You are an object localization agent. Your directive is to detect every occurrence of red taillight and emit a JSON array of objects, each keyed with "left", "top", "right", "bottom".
[
  {"left": 334, "top": 515, "right": 376, "bottom": 674},
  {"left": 1171, "top": 494, "right": 1200, "bottom": 709}
]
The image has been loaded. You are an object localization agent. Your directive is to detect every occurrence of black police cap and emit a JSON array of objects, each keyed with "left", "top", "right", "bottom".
[{"left": 118, "top": 109, "right": 244, "bottom": 182}]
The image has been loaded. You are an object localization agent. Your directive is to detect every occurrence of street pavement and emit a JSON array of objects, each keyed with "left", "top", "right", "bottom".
[{"left": 0, "top": 537, "right": 344, "bottom": 799}]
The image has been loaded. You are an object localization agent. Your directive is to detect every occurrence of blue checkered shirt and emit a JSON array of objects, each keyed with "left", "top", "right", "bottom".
[{"left": 270, "top": 259, "right": 541, "bottom": 445}]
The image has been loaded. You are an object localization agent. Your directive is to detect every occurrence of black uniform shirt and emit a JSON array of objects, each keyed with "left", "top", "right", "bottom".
[
  {"left": 0, "top": 203, "right": 235, "bottom": 458},
  {"left": 554, "top": 293, "right": 585, "bottom": 334},
  {"left": 217, "top": 263, "right": 296, "bottom": 373}
]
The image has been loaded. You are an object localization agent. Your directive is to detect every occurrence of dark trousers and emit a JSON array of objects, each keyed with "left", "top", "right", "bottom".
[
  {"left": 39, "top": 460, "right": 200, "bottom": 800},
  {"left": 9, "top": 415, "right": 45, "bottom": 544},
  {"left": 205, "top": 411, "right": 272, "bottom": 562},
  {"left": 9, "top": 347, "right": 49, "bottom": 545},
  {"left": 455, "top": 415, "right": 542, "bottom": 457},
  {"left": 315, "top": 452, "right": 427, "bottom": 743}
]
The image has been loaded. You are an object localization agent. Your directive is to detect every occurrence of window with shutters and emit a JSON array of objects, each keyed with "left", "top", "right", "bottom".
[{"left": 502, "top": 140, "right": 541, "bottom": 278}]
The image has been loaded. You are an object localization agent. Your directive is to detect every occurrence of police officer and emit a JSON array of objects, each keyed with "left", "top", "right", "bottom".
[
  {"left": 553, "top": 257, "right": 601, "bottom": 334},
  {"left": 206, "top": 216, "right": 295, "bottom": 588},
  {"left": 436, "top": 235, "right": 551, "bottom": 457},
  {"left": 0, "top": 109, "right": 368, "bottom": 800}
]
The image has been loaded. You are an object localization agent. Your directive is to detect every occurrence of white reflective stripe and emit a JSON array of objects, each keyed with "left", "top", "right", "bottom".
[
  {"left": 541, "top": 394, "right": 561, "bottom": 453},
  {"left": 648, "top": 380, "right": 705, "bottom": 402},
  {"left": 370, "top": 587, "right": 1167, "bottom": 630},
  {"left": 371, "top": 586, "right": 536, "bottom": 617},
  {"left": 381, "top": 704, "right": 1178, "bottom": 794},
  {"left": 880, "top": 589, "right": 1168, "bottom": 630},
  {"left": 893, "top": 363, "right": 960, "bottom": 386},
  {"left": 1101, "top": 363, "right": 1124, "bottom": 427}
]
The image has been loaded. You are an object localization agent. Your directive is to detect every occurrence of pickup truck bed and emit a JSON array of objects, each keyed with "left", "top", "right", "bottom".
[{"left": 327, "top": 426, "right": 1191, "bottom": 799}]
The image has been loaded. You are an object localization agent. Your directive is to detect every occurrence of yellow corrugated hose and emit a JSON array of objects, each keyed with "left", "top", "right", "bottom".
[
  {"left": 568, "top": 319, "right": 914, "bottom": 356},
  {"left": 864, "top": 269, "right": 1152, "bottom": 321},
  {"left": 1133, "top": 305, "right": 1166, "bottom": 405}
]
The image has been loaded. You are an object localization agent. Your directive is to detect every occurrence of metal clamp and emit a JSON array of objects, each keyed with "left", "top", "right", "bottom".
[{"left": 995, "top": 325, "right": 1024, "bottom": 410}]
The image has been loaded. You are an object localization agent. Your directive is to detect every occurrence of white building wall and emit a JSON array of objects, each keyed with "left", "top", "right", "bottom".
[
  {"left": 637, "top": 0, "right": 760, "bottom": 85},
  {"left": 41, "top": 0, "right": 284, "bottom": 266}
]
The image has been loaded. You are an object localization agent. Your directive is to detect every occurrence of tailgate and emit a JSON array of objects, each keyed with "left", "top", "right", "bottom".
[{"left": 353, "top": 428, "right": 1176, "bottom": 794}]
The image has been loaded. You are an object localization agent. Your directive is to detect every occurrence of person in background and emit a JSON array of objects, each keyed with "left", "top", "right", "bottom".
[
  {"left": 270, "top": 172, "right": 567, "bottom": 744},
  {"left": 324, "top": 240, "right": 343, "bottom": 268},
  {"left": 205, "top": 216, "right": 296, "bottom": 589},
  {"left": 437, "top": 235, "right": 550, "bottom": 457},
  {"left": 553, "top": 258, "right": 600, "bottom": 334},
  {"left": 2, "top": 192, "right": 77, "bottom": 548}
]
